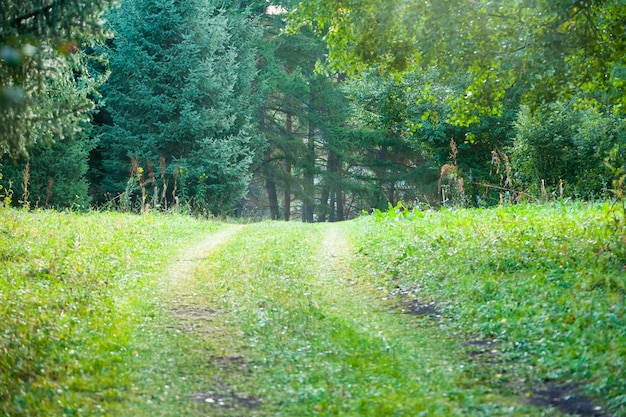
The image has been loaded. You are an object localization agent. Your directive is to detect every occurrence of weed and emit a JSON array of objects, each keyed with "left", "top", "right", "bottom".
[
  {"left": 439, "top": 139, "right": 466, "bottom": 208},
  {"left": 0, "top": 173, "right": 13, "bottom": 207}
]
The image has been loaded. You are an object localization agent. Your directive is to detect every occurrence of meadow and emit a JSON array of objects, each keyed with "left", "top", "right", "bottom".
[{"left": 0, "top": 203, "right": 623, "bottom": 416}]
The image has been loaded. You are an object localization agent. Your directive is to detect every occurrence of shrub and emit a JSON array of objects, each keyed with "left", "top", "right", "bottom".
[{"left": 510, "top": 101, "right": 626, "bottom": 199}]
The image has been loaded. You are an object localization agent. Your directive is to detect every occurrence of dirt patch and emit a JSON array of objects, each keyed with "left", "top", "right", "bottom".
[
  {"left": 462, "top": 338, "right": 501, "bottom": 357},
  {"left": 166, "top": 306, "right": 222, "bottom": 335},
  {"left": 461, "top": 339, "right": 606, "bottom": 416},
  {"left": 401, "top": 299, "right": 441, "bottom": 316},
  {"left": 387, "top": 287, "right": 442, "bottom": 318},
  {"left": 171, "top": 306, "right": 219, "bottom": 319},
  {"left": 208, "top": 355, "right": 250, "bottom": 373},
  {"left": 529, "top": 383, "right": 606, "bottom": 417},
  {"left": 190, "top": 390, "right": 262, "bottom": 409},
  {"left": 191, "top": 380, "right": 261, "bottom": 409}
]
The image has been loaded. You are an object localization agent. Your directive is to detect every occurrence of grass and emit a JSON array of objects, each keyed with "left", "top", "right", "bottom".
[
  {"left": 352, "top": 202, "right": 625, "bottom": 415},
  {"left": 169, "top": 221, "right": 565, "bottom": 416},
  {"left": 0, "top": 208, "right": 220, "bottom": 416},
  {"left": 1, "top": 203, "right": 624, "bottom": 416}
]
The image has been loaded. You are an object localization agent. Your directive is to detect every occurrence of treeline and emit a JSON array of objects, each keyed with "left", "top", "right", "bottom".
[{"left": 1, "top": 0, "right": 625, "bottom": 219}]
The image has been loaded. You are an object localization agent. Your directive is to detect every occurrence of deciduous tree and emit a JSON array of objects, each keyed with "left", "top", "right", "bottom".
[{"left": 289, "top": 0, "right": 626, "bottom": 124}]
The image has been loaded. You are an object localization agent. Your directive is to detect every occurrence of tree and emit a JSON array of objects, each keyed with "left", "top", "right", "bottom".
[
  {"left": 288, "top": 0, "right": 626, "bottom": 124},
  {"left": 254, "top": 12, "right": 375, "bottom": 221},
  {"left": 0, "top": 127, "right": 96, "bottom": 210},
  {"left": 97, "top": 0, "right": 261, "bottom": 214},
  {"left": 510, "top": 101, "right": 626, "bottom": 199},
  {"left": 344, "top": 66, "right": 522, "bottom": 208},
  {"left": 0, "top": 0, "right": 114, "bottom": 157}
]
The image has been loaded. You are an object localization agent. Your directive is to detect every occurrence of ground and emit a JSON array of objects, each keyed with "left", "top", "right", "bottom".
[{"left": 149, "top": 222, "right": 609, "bottom": 416}]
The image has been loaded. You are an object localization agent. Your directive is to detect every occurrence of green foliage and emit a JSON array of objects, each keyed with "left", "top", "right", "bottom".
[
  {"left": 354, "top": 203, "right": 626, "bottom": 415},
  {"left": 288, "top": 0, "right": 626, "bottom": 125},
  {"left": 1, "top": 126, "right": 97, "bottom": 210},
  {"left": 344, "top": 70, "right": 443, "bottom": 207},
  {"left": 0, "top": 209, "right": 220, "bottom": 416},
  {"left": 510, "top": 102, "right": 626, "bottom": 199},
  {"left": 97, "top": 0, "right": 261, "bottom": 215},
  {"left": 0, "top": 170, "right": 13, "bottom": 207},
  {"left": 0, "top": 0, "right": 114, "bottom": 157},
  {"left": 345, "top": 68, "right": 520, "bottom": 208}
]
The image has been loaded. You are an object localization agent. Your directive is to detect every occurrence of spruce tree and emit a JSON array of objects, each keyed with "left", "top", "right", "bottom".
[
  {"left": 0, "top": 0, "right": 114, "bottom": 157},
  {"left": 98, "top": 0, "right": 261, "bottom": 214},
  {"left": 0, "top": 51, "right": 104, "bottom": 209}
]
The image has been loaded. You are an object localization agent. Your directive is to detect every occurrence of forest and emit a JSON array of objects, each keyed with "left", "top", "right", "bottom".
[
  {"left": 1, "top": 0, "right": 624, "bottom": 219},
  {"left": 1, "top": 2, "right": 626, "bottom": 416}
]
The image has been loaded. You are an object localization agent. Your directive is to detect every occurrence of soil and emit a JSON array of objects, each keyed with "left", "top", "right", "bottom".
[
  {"left": 529, "top": 383, "right": 607, "bottom": 417},
  {"left": 190, "top": 377, "right": 262, "bottom": 410},
  {"left": 401, "top": 298, "right": 441, "bottom": 316}
]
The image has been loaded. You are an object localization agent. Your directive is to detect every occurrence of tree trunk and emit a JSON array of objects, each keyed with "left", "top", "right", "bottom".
[
  {"left": 283, "top": 161, "right": 291, "bottom": 221},
  {"left": 283, "top": 114, "right": 294, "bottom": 221},
  {"left": 336, "top": 188, "right": 345, "bottom": 221},
  {"left": 266, "top": 175, "right": 279, "bottom": 220},
  {"left": 318, "top": 151, "right": 334, "bottom": 223},
  {"left": 263, "top": 145, "right": 280, "bottom": 220},
  {"left": 302, "top": 118, "right": 315, "bottom": 223},
  {"left": 319, "top": 184, "right": 330, "bottom": 223}
]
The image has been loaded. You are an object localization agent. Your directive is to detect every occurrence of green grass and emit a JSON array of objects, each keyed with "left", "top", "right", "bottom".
[
  {"left": 172, "top": 221, "right": 562, "bottom": 416},
  {"left": 0, "top": 208, "right": 220, "bottom": 416},
  {"left": 352, "top": 202, "right": 625, "bottom": 415},
  {"left": 1, "top": 203, "right": 624, "bottom": 416}
]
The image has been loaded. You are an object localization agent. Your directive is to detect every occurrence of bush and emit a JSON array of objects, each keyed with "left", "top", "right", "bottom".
[{"left": 509, "top": 101, "right": 626, "bottom": 199}]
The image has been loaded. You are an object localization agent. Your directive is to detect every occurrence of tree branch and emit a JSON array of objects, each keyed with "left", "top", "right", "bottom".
[
  {"left": 9, "top": 0, "right": 68, "bottom": 33},
  {"left": 11, "top": 3, "right": 54, "bottom": 27}
]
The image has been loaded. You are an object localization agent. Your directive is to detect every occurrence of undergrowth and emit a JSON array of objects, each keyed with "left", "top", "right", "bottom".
[
  {"left": 0, "top": 209, "right": 219, "bottom": 416},
  {"left": 352, "top": 202, "right": 625, "bottom": 415}
]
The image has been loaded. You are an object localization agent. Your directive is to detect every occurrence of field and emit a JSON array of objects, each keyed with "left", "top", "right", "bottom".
[{"left": 0, "top": 203, "right": 624, "bottom": 416}]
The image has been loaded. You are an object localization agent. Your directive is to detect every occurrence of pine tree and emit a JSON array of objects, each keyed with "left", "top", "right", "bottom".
[
  {"left": 0, "top": 0, "right": 114, "bottom": 157},
  {"left": 98, "top": 0, "right": 261, "bottom": 214},
  {"left": 0, "top": 50, "right": 104, "bottom": 209}
]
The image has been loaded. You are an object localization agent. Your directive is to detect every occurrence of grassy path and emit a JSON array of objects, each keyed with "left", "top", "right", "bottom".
[{"left": 148, "top": 221, "right": 563, "bottom": 416}]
